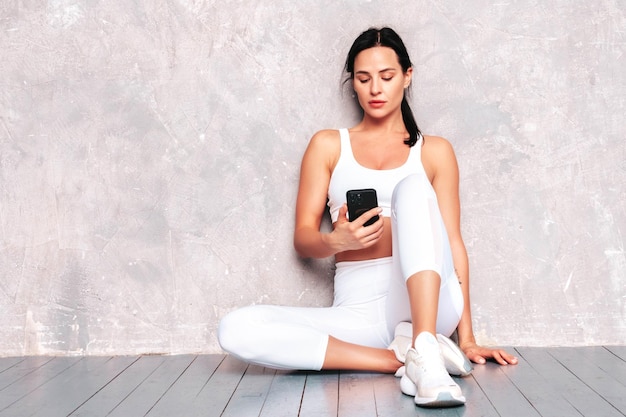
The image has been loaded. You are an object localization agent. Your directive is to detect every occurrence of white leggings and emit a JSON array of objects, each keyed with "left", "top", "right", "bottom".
[{"left": 218, "top": 173, "right": 464, "bottom": 370}]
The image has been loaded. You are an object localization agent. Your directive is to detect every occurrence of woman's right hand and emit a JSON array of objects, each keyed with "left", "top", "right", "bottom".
[{"left": 325, "top": 204, "right": 384, "bottom": 253}]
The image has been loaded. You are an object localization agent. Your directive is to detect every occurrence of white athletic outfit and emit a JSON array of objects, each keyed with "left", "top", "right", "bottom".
[{"left": 218, "top": 129, "right": 464, "bottom": 370}]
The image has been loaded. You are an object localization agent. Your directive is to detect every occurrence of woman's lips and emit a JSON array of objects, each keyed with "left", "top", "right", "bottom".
[{"left": 369, "top": 100, "right": 386, "bottom": 108}]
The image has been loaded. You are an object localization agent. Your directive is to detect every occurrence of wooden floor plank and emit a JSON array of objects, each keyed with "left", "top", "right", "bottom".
[
  {"left": 0, "top": 356, "right": 54, "bottom": 391},
  {"left": 0, "top": 356, "right": 82, "bottom": 414},
  {"left": 455, "top": 373, "right": 499, "bottom": 417},
  {"left": 369, "top": 373, "right": 419, "bottom": 417},
  {"left": 69, "top": 356, "right": 167, "bottom": 416},
  {"left": 517, "top": 347, "right": 624, "bottom": 417},
  {"left": 220, "top": 364, "right": 276, "bottom": 417},
  {"left": 547, "top": 347, "right": 626, "bottom": 415},
  {"left": 258, "top": 370, "right": 307, "bottom": 417},
  {"left": 70, "top": 356, "right": 168, "bottom": 417},
  {"left": 413, "top": 406, "right": 464, "bottom": 417},
  {"left": 471, "top": 359, "right": 541, "bottom": 416},
  {"left": 575, "top": 346, "right": 626, "bottom": 386},
  {"left": 190, "top": 354, "right": 248, "bottom": 416},
  {"left": 337, "top": 371, "right": 378, "bottom": 417},
  {"left": 29, "top": 357, "right": 136, "bottom": 417},
  {"left": 501, "top": 348, "right": 583, "bottom": 417},
  {"left": 606, "top": 345, "right": 626, "bottom": 362},
  {"left": 105, "top": 354, "right": 196, "bottom": 417},
  {"left": 0, "top": 357, "right": 26, "bottom": 374},
  {"left": 146, "top": 354, "right": 224, "bottom": 416},
  {"left": 298, "top": 371, "right": 339, "bottom": 417}
]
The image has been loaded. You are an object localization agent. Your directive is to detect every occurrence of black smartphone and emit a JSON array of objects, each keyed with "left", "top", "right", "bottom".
[{"left": 346, "top": 188, "right": 379, "bottom": 226}]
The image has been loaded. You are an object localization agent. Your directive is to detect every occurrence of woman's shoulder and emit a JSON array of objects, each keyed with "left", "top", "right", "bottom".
[
  {"left": 310, "top": 128, "right": 341, "bottom": 143},
  {"left": 421, "top": 134, "right": 456, "bottom": 158},
  {"left": 306, "top": 129, "right": 342, "bottom": 154},
  {"left": 301, "top": 129, "right": 342, "bottom": 168},
  {"left": 421, "top": 135, "right": 458, "bottom": 177}
]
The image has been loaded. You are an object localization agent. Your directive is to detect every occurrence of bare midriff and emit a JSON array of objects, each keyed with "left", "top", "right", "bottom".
[{"left": 334, "top": 217, "right": 393, "bottom": 262}]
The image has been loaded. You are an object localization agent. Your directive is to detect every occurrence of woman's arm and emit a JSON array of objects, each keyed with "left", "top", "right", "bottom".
[
  {"left": 293, "top": 130, "right": 339, "bottom": 258},
  {"left": 426, "top": 136, "right": 518, "bottom": 366},
  {"left": 293, "top": 130, "right": 383, "bottom": 259}
]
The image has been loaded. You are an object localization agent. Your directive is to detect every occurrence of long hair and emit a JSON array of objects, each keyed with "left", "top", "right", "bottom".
[{"left": 344, "top": 27, "right": 421, "bottom": 147}]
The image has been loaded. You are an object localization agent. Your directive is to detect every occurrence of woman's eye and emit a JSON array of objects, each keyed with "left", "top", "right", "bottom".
[
  {"left": 382, "top": 76, "right": 393, "bottom": 81},
  {"left": 358, "top": 78, "right": 370, "bottom": 84}
]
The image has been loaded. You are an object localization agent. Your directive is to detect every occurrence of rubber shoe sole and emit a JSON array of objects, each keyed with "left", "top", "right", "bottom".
[
  {"left": 401, "top": 375, "right": 466, "bottom": 407},
  {"left": 415, "top": 391, "right": 466, "bottom": 408}
]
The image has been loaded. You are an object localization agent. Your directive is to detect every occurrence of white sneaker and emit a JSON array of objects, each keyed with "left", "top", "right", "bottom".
[
  {"left": 437, "top": 333, "right": 473, "bottom": 377},
  {"left": 388, "top": 325, "right": 472, "bottom": 377},
  {"left": 388, "top": 335, "right": 411, "bottom": 363},
  {"left": 400, "top": 332, "right": 465, "bottom": 408}
]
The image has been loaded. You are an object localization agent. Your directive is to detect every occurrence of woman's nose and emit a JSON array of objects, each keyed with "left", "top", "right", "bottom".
[{"left": 370, "top": 78, "right": 381, "bottom": 95}]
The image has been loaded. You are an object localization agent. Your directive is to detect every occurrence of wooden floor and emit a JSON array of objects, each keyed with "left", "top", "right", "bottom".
[{"left": 0, "top": 347, "right": 625, "bottom": 417}]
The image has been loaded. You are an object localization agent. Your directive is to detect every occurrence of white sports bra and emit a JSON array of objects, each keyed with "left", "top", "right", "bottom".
[{"left": 327, "top": 128, "right": 427, "bottom": 222}]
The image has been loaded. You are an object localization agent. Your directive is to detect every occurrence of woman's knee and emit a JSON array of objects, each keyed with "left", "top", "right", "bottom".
[
  {"left": 391, "top": 173, "right": 436, "bottom": 215},
  {"left": 218, "top": 306, "right": 259, "bottom": 355},
  {"left": 393, "top": 173, "right": 432, "bottom": 199}
]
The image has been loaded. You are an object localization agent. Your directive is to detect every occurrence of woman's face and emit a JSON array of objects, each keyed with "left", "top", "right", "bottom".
[{"left": 352, "top": 46, "right": 412, "bottom": 119}]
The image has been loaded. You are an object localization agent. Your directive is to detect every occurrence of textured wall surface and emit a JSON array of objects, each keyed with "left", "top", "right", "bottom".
[{"left": 0, "top": 1, "right": 624, "bottom": 356}]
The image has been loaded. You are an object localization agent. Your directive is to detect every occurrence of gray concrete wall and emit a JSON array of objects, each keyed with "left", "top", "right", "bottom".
[{"left": 0, "top": 1, "right": 624, "bottom": 356}]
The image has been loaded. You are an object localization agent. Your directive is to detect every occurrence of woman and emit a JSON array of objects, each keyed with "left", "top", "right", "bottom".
[{"left": 218, "top": 27, "right": 517, "bottom": 408}]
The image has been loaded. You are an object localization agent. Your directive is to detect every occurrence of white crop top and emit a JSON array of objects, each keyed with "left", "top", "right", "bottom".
[{"left": 327, "top": 128, "right": 427, "bottom": 222}]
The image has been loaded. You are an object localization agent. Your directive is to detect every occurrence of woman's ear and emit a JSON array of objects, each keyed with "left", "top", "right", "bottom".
[{"left": 404, "top": 67, "right": 413, "bottom": 88}]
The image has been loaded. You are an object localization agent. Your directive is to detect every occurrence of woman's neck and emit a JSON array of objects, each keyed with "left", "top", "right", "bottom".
[{"left": 355, "top": 113, "right": 407, "bottom": 136}]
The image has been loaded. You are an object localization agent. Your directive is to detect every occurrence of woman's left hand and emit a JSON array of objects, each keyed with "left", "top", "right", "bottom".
[{"left": 461, "top": 342, "right": 519, "bottom": 366}]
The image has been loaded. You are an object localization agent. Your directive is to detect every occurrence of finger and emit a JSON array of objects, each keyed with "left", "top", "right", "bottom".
[
  {"left": 359, "top": 207, "right": 382, "bottom": 227},
  {"left": 366, "top": 206, "right": 382, "bottom": 217},
  {"left": 467, "top": 351, "right": 486, "bottom": 365},
  {"left": 492, "top": 349, "right": 518, "bottom": 365},
  {"left": 361, "top": 228, "right": 383, "bottom": 246},
  {"left": 500, "top": 350, "right": 519, "bottom": 365},
  {"left": 491, "top": 350, "right": 507, "bottom": 365},
  {"left": 338, "top": 204, "right": 349, "bottom": 222}
]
